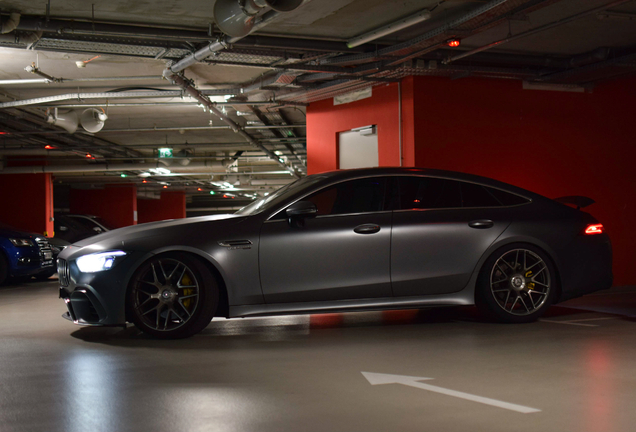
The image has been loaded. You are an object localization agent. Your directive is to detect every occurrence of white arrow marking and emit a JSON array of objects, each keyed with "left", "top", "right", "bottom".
[{"left": 361, "top": 372, "right": 541, "bottom": 414}]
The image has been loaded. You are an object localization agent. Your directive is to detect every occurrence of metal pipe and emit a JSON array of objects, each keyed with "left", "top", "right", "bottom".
[
  {"left": 167, "top": 9, "right": 284, "bottom": 74},
  {"left": 6, "top": 124, "right": 306, "bottom": 135},
  {"left": 13, "top": 16, "right": 212, "bottom": 41},
  {"left": 0, "top": 160, "right": 228, "bottom": 174},
  {"left": 167, "top": 74, "right": 300, "bottom": 178},
  {"left": 325, "top": 0, "right": 509, "bottom": 65},
  {"left": 444, "top": 0, "right": 631, "bottom": 64},
  {"left": 0, "top": 12, "right": 20, "bottom": 34},
  {"left": 0, "top": 88, "right": 242, "bottom": 108},
  {"left": 347, "top": 9, "right": 431, "bottom": 48},
  {"left": 39, "top": 101, "right": 307, "bottom": 108}
]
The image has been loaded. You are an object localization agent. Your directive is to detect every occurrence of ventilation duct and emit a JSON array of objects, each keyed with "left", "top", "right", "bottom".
[
  {"left": 0, "top": 12, "right": 20, "bottom": 34},
  {"left": 214, "top": 0, "right": 303, "bottom": 37}
]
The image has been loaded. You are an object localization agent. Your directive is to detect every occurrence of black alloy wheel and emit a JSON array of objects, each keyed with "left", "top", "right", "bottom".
[
  {"left": 476, "top": 243, "right": 556, "bottom": 323},
  {"left": 128, "top": 253, "right": 218, "bottom": 339}
]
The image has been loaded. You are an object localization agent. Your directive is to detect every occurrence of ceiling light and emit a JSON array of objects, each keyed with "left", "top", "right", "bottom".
[
  {"left": 150, "top": 167, "right": 171, "bottom": 175},
  {"left": 347, "top": 9, "right": 432, "bottom": 48},
  {"left": 447, "top": 38, "right": 461, "bottom": 47}
]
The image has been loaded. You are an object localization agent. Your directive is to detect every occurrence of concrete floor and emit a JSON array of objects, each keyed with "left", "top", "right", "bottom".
[{"left": 1, "top": 280, "right": 635, "bottom": 432}]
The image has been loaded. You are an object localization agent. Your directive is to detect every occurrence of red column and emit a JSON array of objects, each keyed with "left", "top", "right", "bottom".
[
  {"left": 137, "top": 191, "right": 186, "bottom": 224},
  {"left": 0, "top": 173, "right": 54, "bottom": 237},
  {"left": 69, "top": 184, "right": 137, "bottom": 228}
]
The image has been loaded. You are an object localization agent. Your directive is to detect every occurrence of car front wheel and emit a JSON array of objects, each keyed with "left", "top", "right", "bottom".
[
  {"left": 475, "top": 244, "right": 556, "bottom": 323},
  {"left": 127, "top": 253, "right": 218, "bottom": 339}
]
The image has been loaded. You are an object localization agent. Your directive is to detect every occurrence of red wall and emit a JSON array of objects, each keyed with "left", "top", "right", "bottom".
[
  {"left": 69, "top": 184, "right": 137, "bottom": 228},
  {"left": 137, "top": 191, "right": 186, "bottom": 224},
  {"left": 0, "top": 173, "right": 54, "bottom": 237},
  {"left": 307, "top": 82, "right": 402, "bottom": 174},
  {"left": 306, "top": 75, "right": 636, "bottom": 285}
]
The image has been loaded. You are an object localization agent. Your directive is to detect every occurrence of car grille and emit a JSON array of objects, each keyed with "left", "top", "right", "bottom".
[
  {"left": 58, "top": 259, "right": 70, "bottom": 287},
  {"left": 35, "top": 237, "right": 53, "bottom": 262}
]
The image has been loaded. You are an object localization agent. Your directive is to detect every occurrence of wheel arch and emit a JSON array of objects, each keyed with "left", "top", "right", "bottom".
[
  {"left": 123, "top": 246, "right": 231, "bottom": 321},
  {"left": 471, "top": 236, "right": 563, "bottom": 304}
]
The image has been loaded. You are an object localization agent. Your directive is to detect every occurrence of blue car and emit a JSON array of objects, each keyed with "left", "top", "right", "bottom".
[{"left": 0, "top": 223, "right": 55, "bottom": 285}]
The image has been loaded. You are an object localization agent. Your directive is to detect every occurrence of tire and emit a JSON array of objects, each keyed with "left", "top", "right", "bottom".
[
  {"left": 127, "top": 253, "right": 218, "bottom": 339},
  {"left": 475, "top": 243, "right": 557, "bottom": 323},
  {"left": 0, "top": 253, "right": 8, "bottom": 286}
]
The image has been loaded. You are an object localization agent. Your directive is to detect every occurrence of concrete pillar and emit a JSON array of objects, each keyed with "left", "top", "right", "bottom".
[
  {"left": 69, "top": 184, "right": 137, "bottom": 228},
  {"left": 0, "top": 173, "right": 54, "bottom": 236},
  {"left": 138, "top": 191, "right": 186, "bottom": 224}
]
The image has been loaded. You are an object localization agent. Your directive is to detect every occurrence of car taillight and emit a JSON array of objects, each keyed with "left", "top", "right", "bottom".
[{"left": 585, "top": 224, "right": 604, "bottom": 235}]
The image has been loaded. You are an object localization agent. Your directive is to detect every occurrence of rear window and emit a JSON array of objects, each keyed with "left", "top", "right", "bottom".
[{"left": 397, "top": 176, "right": 529, "bottom": 210}]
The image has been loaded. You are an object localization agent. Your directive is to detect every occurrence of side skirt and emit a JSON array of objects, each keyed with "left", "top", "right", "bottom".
[{"left": 229, "top": 294, "right": 473, "bottom": 318}]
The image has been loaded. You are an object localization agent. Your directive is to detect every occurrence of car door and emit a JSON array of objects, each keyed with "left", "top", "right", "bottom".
[
  {"left": 391, "top": 176, "right": 517, "bottom": 296},
  {"left": 259, "top": 177, "right": 393, "bottom": 304}
]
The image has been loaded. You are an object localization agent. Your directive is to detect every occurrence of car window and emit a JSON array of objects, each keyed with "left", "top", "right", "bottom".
[
  {"left": 272, "top": 177, "right": 389, "bottom": 219},
  {"left": 397, "top": 176, "right": 529, "bottom": 210},
  {"left": 236, "top": 176, "right": 325, "bottom": 216},
  {"left": 460, "top": 182, "right": 502, "bottom": 208},
  {"left": 396, "top": 177, "right": 462, "bottom": 210},
  {"left": 485, "top": 187, "right": 530, "bottom": 206},
  {"left": 307, "top": 177, "right": 389, "bottom": 216}
]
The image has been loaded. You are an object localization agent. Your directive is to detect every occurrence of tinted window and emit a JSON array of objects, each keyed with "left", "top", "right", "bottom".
[
  {"left": 397, "top": 177, "right": 462, "bottom": 210},
  {"left": 460, "top": 182, "right": 501, "bottom": 208},
  {"left": 306, "top": 177, "right": 389, "bottom": 216},
  {"left": 486, "top": 187, "right": 530, "bottom": 206}
]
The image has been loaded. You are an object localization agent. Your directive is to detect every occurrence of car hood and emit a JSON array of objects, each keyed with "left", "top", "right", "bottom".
[
  {"left": 64, "top": 214, "right": 246, "bottom": 256},
  {"left": 0, "top": 227, "right": 39, "bottom": 239}
]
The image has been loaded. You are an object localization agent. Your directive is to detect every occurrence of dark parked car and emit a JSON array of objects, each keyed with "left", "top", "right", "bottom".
[
  {"left": 54, "top": 213, "right": 111, "bottom": 243},
  {"left": 0, "top": 223, "right": 55, "bottom": 285},
  {"left": 58, "top": 168, "right": 612, "bottom": 338}
]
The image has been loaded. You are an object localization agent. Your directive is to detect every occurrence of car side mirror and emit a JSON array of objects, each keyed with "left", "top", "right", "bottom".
[
  {"left": 286, "top": 201, "right": 317, "bottom": 218},
  {"left": 286, "top": 201, "right": 317, "bottom": 227},
  {"left": 93, "top": 227, "right": 103, "bottom": 233}
]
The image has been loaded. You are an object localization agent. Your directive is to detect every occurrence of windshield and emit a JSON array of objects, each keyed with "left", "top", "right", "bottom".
[{"left": 236, "top": 175, "right": 326, "bottom": 216}]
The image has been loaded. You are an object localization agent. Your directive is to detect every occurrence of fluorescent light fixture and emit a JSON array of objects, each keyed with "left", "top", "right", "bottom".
[
  {"left": 347, "top": 9, "right": 431, "bottom": 48},
  {"left": 150, "top": 167, "right": 171, "bottom": 175}
]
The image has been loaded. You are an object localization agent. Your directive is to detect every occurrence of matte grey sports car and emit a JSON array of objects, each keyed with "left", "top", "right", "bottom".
[{"left": 58, "top": 168, "right": 612, "bottom": 338}]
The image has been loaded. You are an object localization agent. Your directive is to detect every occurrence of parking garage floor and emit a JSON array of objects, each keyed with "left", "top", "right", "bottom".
[{"left": 1, "top": 280, "right": 635, "bottom": 432}]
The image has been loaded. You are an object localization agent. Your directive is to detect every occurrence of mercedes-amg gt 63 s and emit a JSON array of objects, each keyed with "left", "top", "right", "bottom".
[{"left": 57, "top": 168, "right": 612, "bottom": 339}]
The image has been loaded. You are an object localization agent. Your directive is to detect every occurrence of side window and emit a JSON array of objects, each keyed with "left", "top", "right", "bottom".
[
  {"left": 397, "top": 177, "right": 462, "bottom": 210},
  {"left": 306, "top": 177, "right": 389, "bottom": 216},
  {"left": 486, "top": 187, "right": 530, "bottom": 206},
  {"left": 460, "top": 182, "right": 501, "bottom": 208}
]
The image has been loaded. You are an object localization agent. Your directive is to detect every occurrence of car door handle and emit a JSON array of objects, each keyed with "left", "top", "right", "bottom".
[
  {"left": 354, "top": 224, "right": 381, "bottom": 234},
  {"left": 468, "top": 219, "right": 494, "bottom": 229}
]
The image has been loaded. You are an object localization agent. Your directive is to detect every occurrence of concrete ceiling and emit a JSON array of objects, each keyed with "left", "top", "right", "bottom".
[{"left": 0, "top": 0, "right": 635, "bottom": 207}]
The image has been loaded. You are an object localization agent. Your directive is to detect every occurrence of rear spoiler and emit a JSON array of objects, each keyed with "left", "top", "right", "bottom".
[{"left": 554, "top": 195, "right": 595, "bottom": 210}]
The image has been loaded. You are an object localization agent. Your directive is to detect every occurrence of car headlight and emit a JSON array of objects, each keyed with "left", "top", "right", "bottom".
[
  {"left": 76, "top": 251, "right": 127, "bottom": 273},
  {"left": 9, "top": 238, "right": 34, "bottom": 247}
]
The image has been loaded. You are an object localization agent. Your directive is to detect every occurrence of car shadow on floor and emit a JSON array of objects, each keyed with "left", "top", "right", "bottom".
[{"left": 68, "top": 303, "right": 610, "bottom": 349}]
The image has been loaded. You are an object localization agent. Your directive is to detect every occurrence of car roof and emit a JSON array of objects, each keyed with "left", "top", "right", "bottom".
[{"left": 309, "top": 167, "right": 542, "bottom": 200}]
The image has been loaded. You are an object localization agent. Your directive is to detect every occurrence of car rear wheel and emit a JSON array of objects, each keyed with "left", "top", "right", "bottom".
[
  {"left": 475, "top": 244, "right": 556, "bottom": 323},
  {"left": 128, "top": 253, "right": 218, "bottom": 339}
]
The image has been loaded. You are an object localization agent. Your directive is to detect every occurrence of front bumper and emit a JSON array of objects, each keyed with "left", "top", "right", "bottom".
[{"left": 58, "top": 250, "right": 148, "bottom": 326}]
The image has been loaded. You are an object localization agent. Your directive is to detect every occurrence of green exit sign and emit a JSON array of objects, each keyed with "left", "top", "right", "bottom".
[{"left": 158, "top": 148, "right": 173, "bottom": 158}]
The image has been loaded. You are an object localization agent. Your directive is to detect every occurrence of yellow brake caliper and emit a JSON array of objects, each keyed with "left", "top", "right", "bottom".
[
  {"left": 181, "top": 273, "right": 194, "bottom": 309},
  {"left": 525, "top": 270, "right": 535, "bottom": 290}
]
